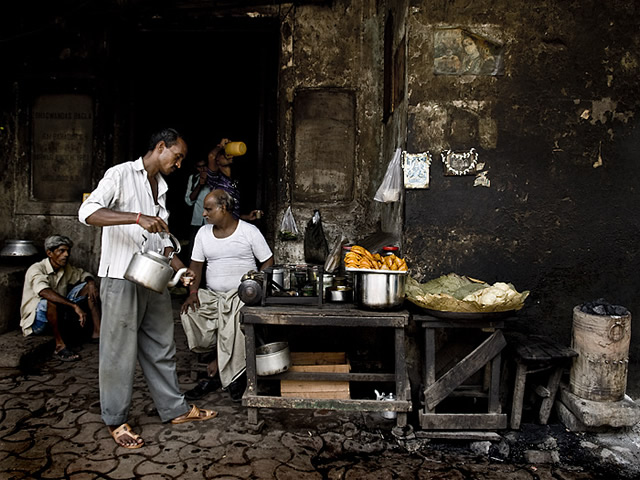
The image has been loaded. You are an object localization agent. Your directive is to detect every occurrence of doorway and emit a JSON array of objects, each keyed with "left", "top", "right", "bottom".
[{"left": 121, "top": 18, "right": 279, "bottom": 255}]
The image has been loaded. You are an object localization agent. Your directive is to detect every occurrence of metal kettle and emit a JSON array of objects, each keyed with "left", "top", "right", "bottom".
[
  {"left": 238, "top": 271, "right": 264, "bottom": 305},
  {"left": 124, "top": 233, "right": 188, "bottom": 293}
]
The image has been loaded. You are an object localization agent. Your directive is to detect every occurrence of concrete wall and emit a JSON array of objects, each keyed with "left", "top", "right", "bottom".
[
  {"left": 1, "top": 0, "right": 639, "bottom": 364},
  {"left": 402, "top": 1, "right": 640, "bottom": 357}
]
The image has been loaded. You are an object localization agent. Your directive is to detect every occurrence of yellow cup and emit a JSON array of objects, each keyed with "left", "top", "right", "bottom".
[{"left": 225, "top": 142, "right": 247, "bottom": 157}]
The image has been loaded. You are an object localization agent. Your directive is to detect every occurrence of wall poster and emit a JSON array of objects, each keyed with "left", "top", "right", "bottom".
[
  {"left": 403, "top": 152, "right": 432, "bottom": 189},
  {"left": 433, "top": 28, "right": 503, "bottom": 76}
]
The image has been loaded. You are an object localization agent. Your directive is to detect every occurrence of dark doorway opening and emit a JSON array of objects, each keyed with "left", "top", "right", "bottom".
[{"left": 121, "top": 18, "right": 279, "bottom": 256}]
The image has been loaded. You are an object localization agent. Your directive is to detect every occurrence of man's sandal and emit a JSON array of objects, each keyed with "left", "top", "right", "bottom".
[
  {"left": 171, "top": 404, "right": 218, "bottom": 424},
  {"left": 110, "top": 423, "right": 144, "bottom": 449},
  {"left": 54, "top": 348, "right": 80, "bottom": 362}
]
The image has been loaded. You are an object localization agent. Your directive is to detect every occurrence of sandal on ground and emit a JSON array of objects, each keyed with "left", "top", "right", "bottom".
[
  {"left": 184, "top": 376, "right": 222, "bottom": 401},
  {"left": 54, "top": 348, "right": 80, "bottom": 362},
  {"left": 110, "top": 423, "right": 144, "bottom": 449},
  {"left": 171, "top": 404, "right": 218, "bottom": 424}
]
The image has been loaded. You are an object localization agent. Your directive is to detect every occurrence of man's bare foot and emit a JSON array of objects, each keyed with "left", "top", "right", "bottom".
[{"left": 109, "top": 423, "right": 144, "bottom": 449}]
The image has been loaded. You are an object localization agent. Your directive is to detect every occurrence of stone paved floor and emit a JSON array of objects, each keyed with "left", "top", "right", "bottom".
[{"left": 0, "top": 300, "right": 638, "bottom": 479}]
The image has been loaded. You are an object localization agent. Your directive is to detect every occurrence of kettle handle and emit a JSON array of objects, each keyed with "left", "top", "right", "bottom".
[{"left": 155, "top": 232, "right": 181, "bottom": 259}]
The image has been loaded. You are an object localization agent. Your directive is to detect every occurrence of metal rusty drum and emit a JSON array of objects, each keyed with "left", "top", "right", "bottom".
[{"left": 570, "top": 305, "right": 631, "bottom": 402}]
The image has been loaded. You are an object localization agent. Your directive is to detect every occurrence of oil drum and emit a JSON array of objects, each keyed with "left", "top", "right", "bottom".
[{"left": 570, "top": 305, "right": 631, "bottom": 402}]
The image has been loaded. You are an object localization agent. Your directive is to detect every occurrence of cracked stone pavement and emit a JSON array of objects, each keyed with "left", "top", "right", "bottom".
[{"left": 1, "top": 299, "right": 639, "bottom": 479}]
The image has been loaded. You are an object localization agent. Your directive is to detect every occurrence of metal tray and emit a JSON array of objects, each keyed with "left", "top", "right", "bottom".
[
  {"left": 346, "top": 268, "right": 408, "bottom": 275},
  {"left": 417, "top": 307, "right": 516, "bottom": 320}
]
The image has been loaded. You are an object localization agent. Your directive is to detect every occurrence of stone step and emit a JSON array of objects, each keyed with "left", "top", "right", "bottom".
[{"left": 0, "top": 329, "right": 54, "bottom": 369}]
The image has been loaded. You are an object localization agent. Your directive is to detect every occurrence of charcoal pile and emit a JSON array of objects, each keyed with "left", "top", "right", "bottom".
[{"left": 580, "top": 298, "right": 629, "bottom": 316}]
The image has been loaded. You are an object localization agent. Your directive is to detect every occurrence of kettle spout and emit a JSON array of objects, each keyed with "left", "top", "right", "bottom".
[{"left": 168, "top": 267, "right": 189, "bottom": 288}]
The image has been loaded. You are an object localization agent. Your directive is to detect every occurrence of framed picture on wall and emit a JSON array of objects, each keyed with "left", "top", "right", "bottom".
[{"left": 441, "top": 148, "right": 479, "bottom": 176}]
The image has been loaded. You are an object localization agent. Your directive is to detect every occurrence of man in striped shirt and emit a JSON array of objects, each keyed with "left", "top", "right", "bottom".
[{"left": 79, "top": 128, "right": 216, "bottom": 449}]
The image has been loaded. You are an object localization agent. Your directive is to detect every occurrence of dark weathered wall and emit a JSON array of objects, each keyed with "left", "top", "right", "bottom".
[
  {"left": 275, "top": 0, "right": 386, "bottom": 263},
  {"left": 403, "top": 1, "right": 640, "bottom": 356}
]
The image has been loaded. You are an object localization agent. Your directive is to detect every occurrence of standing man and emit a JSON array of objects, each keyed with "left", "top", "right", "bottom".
[
  {"left": 184, "top": 158, "right": 210, "bottom": 260},
  {"left": 20, "top": 234, "right": 101, "bottom": 362},
  {"left": 78, "top": 128, "right": 216, "bottom": 450}
]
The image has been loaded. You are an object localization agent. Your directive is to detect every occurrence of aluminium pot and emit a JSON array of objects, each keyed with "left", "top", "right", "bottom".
[
  {"left": 256, "top": 341, "right": 290, "bottom": 376},
  {"left": 352, "top": 269, "right": 407, "bottom": 310},
  {"left": 124, "top": 233, "right": 188, "bottom": 293},
  {"left": 0, "top": 239, "right": 38, "bottom": 257}
]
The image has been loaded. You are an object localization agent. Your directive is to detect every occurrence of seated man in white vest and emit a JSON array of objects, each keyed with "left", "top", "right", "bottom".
[
  {"left": 20, "top": 235, "right": 101, "bottom": 361},
  {"left": 180, "top": 189, "right": 273, "bottom": 401}
]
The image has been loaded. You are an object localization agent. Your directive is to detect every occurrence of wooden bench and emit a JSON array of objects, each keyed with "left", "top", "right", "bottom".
[{"left": 506, "top": 332, "right": 577, "bottom": 429}]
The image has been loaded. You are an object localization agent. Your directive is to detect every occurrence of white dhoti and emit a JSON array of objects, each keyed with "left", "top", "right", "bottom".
[{"left": 180, "top": 289, "right": 246, "bottom": 388}]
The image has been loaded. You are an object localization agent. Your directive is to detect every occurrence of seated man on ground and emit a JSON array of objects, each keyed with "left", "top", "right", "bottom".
[
  {"left": 180, "top": 189, "right": 273, "bottom": 401},
  {"left": 20, "top": 235, "right": 101, "bottom": 361}
]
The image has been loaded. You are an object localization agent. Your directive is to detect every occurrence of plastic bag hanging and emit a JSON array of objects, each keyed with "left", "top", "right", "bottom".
[
  {"left": 304, "top": 210, "right": 329, "bottom": 265},
  {"left": 279, "top": 206, "right": 299, "bottom": 241},
  {"left": 374, "top": 148, "right": 403, "bottom": 202}
]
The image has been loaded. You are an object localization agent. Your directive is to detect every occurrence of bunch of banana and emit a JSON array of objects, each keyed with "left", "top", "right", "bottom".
[{"left": 344, "top": 245, "right": 408, "bottom": 271}]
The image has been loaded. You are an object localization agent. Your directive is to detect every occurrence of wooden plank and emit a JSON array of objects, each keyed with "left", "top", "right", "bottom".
[
  {"left": 425, "top": 330, "right": 506, "bottom": 410},
  {"left": 510, "top": 361, "right": 528, "bottom": 430},
  {"left": 417, "top": 431, "right": 503, "bottom": 441},
  {"left": 244, "top": 395, "right": 412, "bottom": 412},
  {"left": 281, "top": 352, "right": 350, "bottom": 399},
  {"left": 290, "top": 351, "right": 347, "bottom": 365},
  {"left": 267, "top": 372, "right": 395, "bottom": 382},
  {"left": 419, "top": 412, "right": 507, "bottom": 430}
]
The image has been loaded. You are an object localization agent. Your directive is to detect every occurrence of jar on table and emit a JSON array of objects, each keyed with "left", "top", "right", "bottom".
[{"left": 381, "top": 246, "right": 400, "bottom": 257}]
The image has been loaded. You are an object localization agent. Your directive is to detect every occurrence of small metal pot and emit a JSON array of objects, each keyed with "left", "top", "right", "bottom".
[
  {"left": 325, "top": 285, "right": 353, "bottom": 303},
  {"left": 256, "top": 341, "right": 290, "bottom": 376},
  {"left": 239, "top": 275, "right": 263, "bottom": 305},
  {"left": 353, "top": 270, "right": 407, "bottom": 310}
]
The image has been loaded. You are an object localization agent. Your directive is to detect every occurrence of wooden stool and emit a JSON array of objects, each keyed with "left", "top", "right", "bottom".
[{"left": 507, "top": 332, "right": 577, "bottom": 429}]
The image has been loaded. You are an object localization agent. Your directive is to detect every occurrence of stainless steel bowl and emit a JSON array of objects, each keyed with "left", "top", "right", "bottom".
[
  {"left": 256, "top": 341, "right": 290, "bottom": 376},
  {"left": 0, "top": 239, "right": 38, "bottom": 257},
  {"left": 325, "top": 285, "right": 353, "bottom": 303},
  {"left": 353, "top": 270, "right": 407, "bottom": 310}
]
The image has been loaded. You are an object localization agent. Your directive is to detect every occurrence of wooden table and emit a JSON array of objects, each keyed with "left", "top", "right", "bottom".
[
  {"left": 240, "top": 304, "right": 412, "bottom": 430},
  {"left": 413, "top": 312, "right": 511, "bottom": 437}
]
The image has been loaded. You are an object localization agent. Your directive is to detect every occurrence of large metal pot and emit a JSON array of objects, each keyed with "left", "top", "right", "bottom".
[
  {"left": 352, "top": 269, "right": 407, "bottom": 310},
  {"left": 124, "top": 233, "right": 188, "bottom": 293},
  {"left": 256, "top": 341, "right": 290, "bottom": 376},
  {"left": 0, "top": 239, "right": 38, "bottom": 257}
]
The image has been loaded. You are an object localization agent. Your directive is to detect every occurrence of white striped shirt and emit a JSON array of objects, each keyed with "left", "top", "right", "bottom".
[{"left": 78, "top": 157, "right": 172, "bottom": 279}]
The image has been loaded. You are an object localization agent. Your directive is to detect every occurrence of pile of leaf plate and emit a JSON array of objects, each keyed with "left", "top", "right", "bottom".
[{"left": 406, "top": 273, "right": 529, "bottom": 313}]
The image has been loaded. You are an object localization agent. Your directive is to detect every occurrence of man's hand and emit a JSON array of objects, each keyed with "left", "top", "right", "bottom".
[
  {"left": 85, "top": 279, "right": 99, "bottom": 303},
  {"left": 181, "top": 292, "right": 200, "bottom": 314},
  {"left": 180, "top": 268, "right": 197, "bottom": 287},
  {"left": 137, "top": 214, "right": 170, "bottom": 233},
  {"left": 74, "top": 305, "right": 87, "bottom": 327}
]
